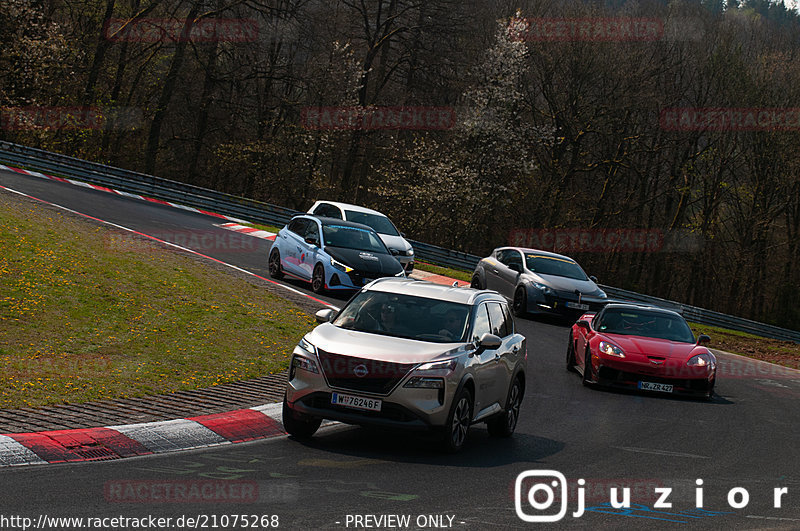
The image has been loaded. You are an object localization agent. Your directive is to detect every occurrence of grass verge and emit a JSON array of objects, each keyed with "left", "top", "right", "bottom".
[
  {"left": 0, "top": 193, "right": 315, "bottom": 408},
  {"left": 414, "top": 261, "right": 473, "bottom": 283},
  {"left": 242, "top": 222, "right": 282, "bottom": 234},
  {"left": 689, "top": 322, "right": 799, "bottom": 368}
]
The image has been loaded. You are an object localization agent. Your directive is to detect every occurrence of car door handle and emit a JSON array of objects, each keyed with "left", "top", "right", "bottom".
[{"left": 492, "top": 268, "right": 499, "bottom": 274}]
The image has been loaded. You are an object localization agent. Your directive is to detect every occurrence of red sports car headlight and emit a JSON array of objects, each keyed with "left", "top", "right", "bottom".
[
  {"left": 599, "top": 340, "right": 625, "bottom": 358},
  {"left": 687, "top": 353, "right": 716, "bottom": 368}
]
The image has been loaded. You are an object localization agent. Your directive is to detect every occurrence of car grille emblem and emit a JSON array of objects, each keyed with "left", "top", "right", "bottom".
[
  {"left": 650, "top": 359, "right": 664, "bottom": 365},
  {"left": 353, "top": 364, "right": 368, "bottom": 378}
]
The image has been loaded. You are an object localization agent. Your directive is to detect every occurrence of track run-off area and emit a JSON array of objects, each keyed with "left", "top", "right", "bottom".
[{"left": 1, "top": 168, "right": 799, "bottom": 530}]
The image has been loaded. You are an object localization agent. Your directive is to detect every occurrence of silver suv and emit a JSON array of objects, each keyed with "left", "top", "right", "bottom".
[{"left": 283, "top": 278, "right": 527, "bottom": 452}]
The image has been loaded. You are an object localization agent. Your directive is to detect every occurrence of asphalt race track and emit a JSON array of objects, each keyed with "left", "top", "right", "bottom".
[{"left": 2, "top": 168, "right": 799, "bottom": 530}]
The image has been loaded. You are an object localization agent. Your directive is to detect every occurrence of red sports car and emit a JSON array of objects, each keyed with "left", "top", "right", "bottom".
[{"left": 566, "top": 303, "right": 716, "bottom": 399}]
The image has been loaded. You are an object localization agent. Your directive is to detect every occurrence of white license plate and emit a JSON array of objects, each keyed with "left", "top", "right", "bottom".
[
  {"left": 638, "top": 381, "right": 673, "bottom": 393},
  {"left": 566, "top": 302, "right": 590, "bottom": 310},
  {"left": 331, "top": 392, "right": 382, "bottom": 411}
]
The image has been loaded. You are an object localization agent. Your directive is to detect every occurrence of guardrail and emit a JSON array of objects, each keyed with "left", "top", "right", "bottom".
[
  {"left": 599, "top": 286, "right": 800, "bottom": 343},
  {"left": 1, "top": 140, "right": 798, "bottom": 343},
  {"left": 0, "top": 141, "right": 301, "bottom": 227}
]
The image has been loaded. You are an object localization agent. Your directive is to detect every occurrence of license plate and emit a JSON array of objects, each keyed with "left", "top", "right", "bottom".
[
  {"left": 331, "top": 392, "right": 382, "bottom": 412},
  {"left": 638, "top": 381, "right": 673, "bottom": 393},
  {"left": 566, "top": 302, "right": 590, "bottom": 310}
]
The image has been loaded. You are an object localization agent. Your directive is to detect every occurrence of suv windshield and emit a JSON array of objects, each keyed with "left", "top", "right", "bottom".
[
  {"left": 595, "top": 309, "right": 696, "bottom": 343},
  {"left": 525, "top": 254, "right": 588, "bottom": 281},
  {"left": 333, "top": 291, "right": 471, "bottom": 343},
  {"left": 322, "top": 224, "right": 388, "bottom": 253},
  {"left": 344, "top": 211, "right": 400, "bottom": 236}
]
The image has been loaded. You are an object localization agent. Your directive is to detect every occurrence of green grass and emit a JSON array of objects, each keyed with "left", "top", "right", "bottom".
[
  {"left": 688, "top": 322, "right": 800, "bottom": 367},
  {"left": 241, "top": 222, "right": 282, "bottom": 233},
  {"left": 414, "top": 261, "right": 473, "bottom": 282},
  {"left": 0, "top": 194, "right": 315, "bottom": 408}
]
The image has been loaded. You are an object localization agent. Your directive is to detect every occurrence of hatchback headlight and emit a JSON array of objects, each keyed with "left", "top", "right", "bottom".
[
  {"left": 598, "top": 340, "right": 625, "bottom": 358},
  {"left": 531, "top": 282, "right": 552, "bottom": 295},
  {"left": 330, "top": 257, "right": 353, "bottom": 273}
]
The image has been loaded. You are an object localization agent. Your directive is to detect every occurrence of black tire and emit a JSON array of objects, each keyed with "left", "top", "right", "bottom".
[
  {"left": 582, "top": 347, "right": 594, "bottom": 387},
  {"left": 268, "top": 248, "right": 284, "bottom": 279},
  {"left": 512, "top": 286, "right": 527, "bottom": 317},
  {"left": 566, "top": 332, "right": 577, "bottom": 373},
  {"left": 282, "top": 395, "right": 321, "bottom": 439},
  {"left": 487, "top": 377, "right": 522, "bottom": 438},
  {"left": 470, "top": 275, "right": 483, "bottom": 289},
  {"left": 442, "top": 387, "right": 473, "bottom": 453},
  {"left": 311, "top": 263, "right": 326, "bottom": 294}
]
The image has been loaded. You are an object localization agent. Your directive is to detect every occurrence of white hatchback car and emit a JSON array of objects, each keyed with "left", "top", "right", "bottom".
[{"left": 308, "top": 201, "right": 414, "bottom": 272}]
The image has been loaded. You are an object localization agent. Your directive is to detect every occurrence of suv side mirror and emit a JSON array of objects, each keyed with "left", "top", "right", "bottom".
[
  {"left": 477, "top": 332, "right": 502, "bottom": 349},
  {"left": 315, "top": 308, "right": 336, "bottom": 323},
  {"left": 305, "top": 236, "right": 319, "bottom": 247},
  {"left": 508, "top": 262, "right": 522, "bottom": 273},
  {"left": 389, "top": 248, "right": 400, "bottom": 256},
  {"left": 590, "top": 275, "right": 598, "bottom": 283},
  {"left": 576, "top": 320, "right": 591, "bottom": 331},
  {"left": 697, "top": 334, "right": 711, "bottom": 345}
]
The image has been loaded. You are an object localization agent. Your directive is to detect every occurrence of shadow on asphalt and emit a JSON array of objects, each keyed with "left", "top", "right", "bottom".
[
  {"left": 287, "top": 426, "right": 564, "bottom": 467},
  {"left": 584, "top": 382, "right": 735, "bottom": 405}
]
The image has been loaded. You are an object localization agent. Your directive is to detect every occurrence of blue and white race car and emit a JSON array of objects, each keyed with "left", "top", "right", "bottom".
[{"left": 268, "top": 214, "right": 406, "bottom": 293}]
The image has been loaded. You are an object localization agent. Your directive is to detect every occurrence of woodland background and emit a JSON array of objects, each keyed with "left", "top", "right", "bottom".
[{"left": 2, "top": 0, "right": 799, "bottom": 329}]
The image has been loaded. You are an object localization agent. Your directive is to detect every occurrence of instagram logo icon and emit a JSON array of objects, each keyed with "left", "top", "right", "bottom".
[{"left": 515, "top": 470, "right": 569, "bottom": 522}]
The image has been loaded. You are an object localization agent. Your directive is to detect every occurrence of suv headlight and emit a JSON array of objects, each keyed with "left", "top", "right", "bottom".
[
  {"left": 330, "top": 257, "right": 353, "bottom": 273},
  {"left": 415, "top": 359, "right": 458, "bottom": 373},
  {"left": 403, "top": 359, "right": 457, "bottom": 389},
  {"left": 292, "top": 355, "right": 319, "bottom": 374},
  {"left": 598, "top": 340, "right": 625, "bottom": 358},
  {"left": 291, "top": 337, "right": 319, "bottom": 376},
  {"left": 404, "top": 377, "right": 444, "bottom": 389}
]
